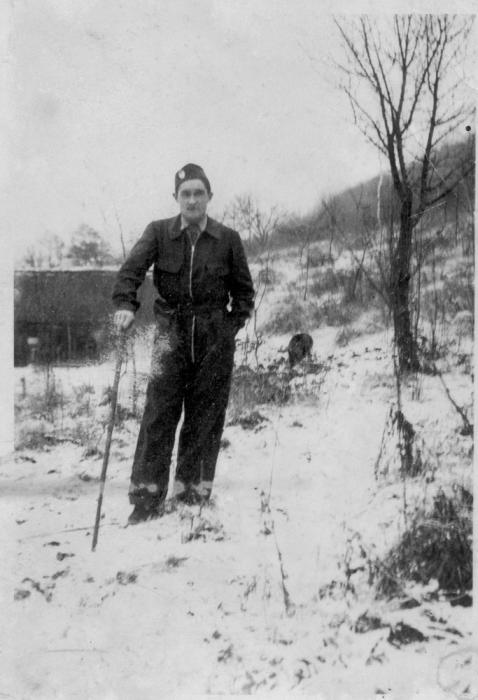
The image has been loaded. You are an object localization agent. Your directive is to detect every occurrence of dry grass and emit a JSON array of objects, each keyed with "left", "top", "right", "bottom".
[
  {"left": 335, "top": 325, "right": 363, "bottom": 347},
  {"left": 15, "top": 418, "right": 55, "bottom": 451},
  {"left": 262, "top": 294, "right": 322, "bottom": 335},
  {"left": 375, "top": 485, "right": 473, "bottom": 597},
  {"left": 227, "top": 364, "right": 290, "bottom": 423},
  {"left": 227, "top": 358, "right": 330, "bottom": 425}
]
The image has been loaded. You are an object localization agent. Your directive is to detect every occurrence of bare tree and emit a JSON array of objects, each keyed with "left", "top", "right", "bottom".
[
  {"left": 67, "top": 224, "right": 114, "bottom": 267},
  {"left": 321, "top": 193, "right": 390, "bottom": 312},
  {"left": 335, "top": 15, "right": 474, "bottom": 371},
  {"left": 20, "top": 232, "right": 65, "bottom": 269},
  {"left": 224, "top": 194, "right": 282, "bottom": 253},
  {"left": 21, "top": 246, "right": 44, "bottom": 270}
]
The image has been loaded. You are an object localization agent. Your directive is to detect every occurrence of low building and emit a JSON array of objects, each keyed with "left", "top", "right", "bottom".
[{"left": 14, "top": 269, "right": 155, "bottom": 365}]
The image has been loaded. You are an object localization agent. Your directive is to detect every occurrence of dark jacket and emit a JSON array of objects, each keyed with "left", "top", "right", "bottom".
[{"left": 112, "top": 215, "right": 255, "bottom": 329}]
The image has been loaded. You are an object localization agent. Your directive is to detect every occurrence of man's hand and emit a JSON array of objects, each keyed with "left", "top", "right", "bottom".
[{"left": 114, "top": 309, "right": 135, "bottom": 332}]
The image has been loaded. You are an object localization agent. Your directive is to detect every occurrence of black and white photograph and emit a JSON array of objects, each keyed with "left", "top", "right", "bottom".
[{"left": 2, "top": 1, "right": 476, "bottom": 697}]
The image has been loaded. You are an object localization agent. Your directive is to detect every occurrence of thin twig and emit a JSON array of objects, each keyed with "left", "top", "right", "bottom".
[
  {"left": 434, "top": 366, "right": 473, "bottom": 435},
  {"left": 273, "top": 528, "right": 295, "bottom": 616}
]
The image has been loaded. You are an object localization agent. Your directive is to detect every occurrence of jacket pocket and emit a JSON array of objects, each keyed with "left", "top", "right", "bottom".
[
  {"left": 157, "top": 257, "right": 183, "bottom": 273},
  {"left": 154, "top": 255, "right": 183, "bottom": 302}
]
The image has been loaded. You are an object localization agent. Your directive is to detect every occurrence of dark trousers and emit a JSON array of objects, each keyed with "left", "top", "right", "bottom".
[{"left": 129, "top": 309, "right": 236, "bottom": 507}]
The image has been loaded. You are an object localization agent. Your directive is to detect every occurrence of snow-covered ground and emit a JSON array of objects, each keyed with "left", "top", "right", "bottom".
[{"left": 2, "top": 321, "right": 475, "bottom": 699}]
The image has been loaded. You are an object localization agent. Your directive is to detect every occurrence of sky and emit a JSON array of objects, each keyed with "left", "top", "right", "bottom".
[{"left": 3, "top": 0, "right": 476, "bottom": 258}]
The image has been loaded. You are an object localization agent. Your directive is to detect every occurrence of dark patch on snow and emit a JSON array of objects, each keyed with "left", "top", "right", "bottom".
[
  {"left": 449, "top": 592, "right": 472, "bottom": 607},
  {"left": 387, "top": 622, "right": 428, "bottom": 647},
  {"left": 354, "top": 612, "right": 386, "bottom": 633},
  {"left": 165, "top": 556, "right": 188, "bottom": 568},
  {"left": 399, "top": 597, "right": 421, "bottom": 610},
  {"left": 14, "top": 588, "right": 31, "bottom": 601},
  {"left": 228, "top": 411, "right": 269, "bottom": 430},
  {"left": 116, "top": 571, "right": 138, "bottom": 585},
  {"left": 56, "top": 552, "right": 75, "bottom": 561}
]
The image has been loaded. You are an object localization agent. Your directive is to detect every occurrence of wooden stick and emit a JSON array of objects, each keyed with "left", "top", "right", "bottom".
[{"left": 91, "top": 334, "right": 126, "bottom": 551}]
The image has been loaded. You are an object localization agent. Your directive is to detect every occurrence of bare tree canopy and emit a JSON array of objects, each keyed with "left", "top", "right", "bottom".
[
  {"left": 223, "top": 194, "right": 282, "bottom": 253},
  {"left": 334, "top": 14, "right": 475, "bottom": 371},
  {"left": 335, "top": 15, "right": 474, "bottom": 213},
  {"left": 21, "top": 233, "right": 66, "bottom": 270},
  {"left": 68, "top": 224, "right": 114, "bottom": 267}
]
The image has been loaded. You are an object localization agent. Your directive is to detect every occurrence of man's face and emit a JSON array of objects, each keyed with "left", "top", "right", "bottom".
[{"left": 174, "top": 179, "right": 213, "bottom": 224}]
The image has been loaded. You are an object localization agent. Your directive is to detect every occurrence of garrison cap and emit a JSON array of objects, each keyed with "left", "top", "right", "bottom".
[{"left": 175, "top": 163, "right": 211, "bottom": 194}]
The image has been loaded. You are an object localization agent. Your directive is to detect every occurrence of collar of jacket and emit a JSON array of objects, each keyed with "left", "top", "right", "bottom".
[{"left": 168, "top": 215, "right": 221, "bottom": 240}]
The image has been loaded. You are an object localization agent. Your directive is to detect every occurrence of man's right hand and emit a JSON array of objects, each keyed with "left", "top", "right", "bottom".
[{"left": 114, "top": 309, "right": 135, "bottom": 332}]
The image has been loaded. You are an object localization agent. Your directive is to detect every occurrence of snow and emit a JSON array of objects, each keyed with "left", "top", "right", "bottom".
[{"left": 3, "top": 313, "right": 475, "bottom": 699}]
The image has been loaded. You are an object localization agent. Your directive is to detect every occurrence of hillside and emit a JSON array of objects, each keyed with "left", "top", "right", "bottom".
[
  {"left": 270, "top": 135, "right": 475, "bottom": 252},
  {"left": 5, "top": 222, "right": 474, "bottom": 698}
]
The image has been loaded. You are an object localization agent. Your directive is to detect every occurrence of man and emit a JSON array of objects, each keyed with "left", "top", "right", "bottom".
[{"left": 113, "top": 163, "right": 255, "bottom": 524}]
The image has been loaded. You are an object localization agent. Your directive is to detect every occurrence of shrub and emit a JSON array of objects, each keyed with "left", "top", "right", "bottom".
[
  {"left": 24, "top": 382, "right": 64, "bottom": 421},
  {"left": 227, "top": 358, "right": 330, "bottom": 422},
  {"left": 319, "top": 297, "right": 354, "bottom": 327},
  {"left": 374, "top": 407, "right": 427, "bottom": 482},
  {"left": 307, "top": 249, "right": 333, "bottom": 268},
  {"left": 309, "top": 266, "right": 378, "bottom": 307},
  {"left": 67, "top": 418, "right": 103, "bottom": 459},
  {"left": 335, "top": 326, "right": 362, "bottom": 347},
  {"left": 71, "top": 383, "right": 96, "bottom": 418},
  {"left": 442, "top": 270, "right": 474, "bottom": 316},
  {"left": 375, "top": 486, "right": 473, "bottom": 597},
  {"left": 309, "top": 267, "right": 345, "bottom": 296},
  {"left": 263, "top": 291, "right": 368, "bottom": 334},
  {"left": 421, "top": 262, "right": 474, "bottom": 325},
  {"left": 256, "top": 266, "right": 282, "bottom": 287},
  {"left": 15, "top": 419, "right": 54, "bottom": 451},
  {"left": 262, "top": 295, "right": 322, "bottom": 335},
  {"left": 73, "top": 383, "right": 95, "bottom": 400},
  {"left": 228, "top": 365, "right": 291, "bottom": 419}
]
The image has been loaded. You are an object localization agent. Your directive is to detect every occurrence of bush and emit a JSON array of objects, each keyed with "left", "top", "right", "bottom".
[
  {"left": 319, "top": 297, "right": 354, "bottom": 327},
  {"left": 24, "top": 382, "right": 64, "bottom": 421},
  {"left": 73, "top": 383, "right": 95, "bottom": 400},
  {"left": 335, "top": 326, "right": 362, "bottom": 347},
  {"left": 309, "top": 267, "right": 345, "bottom": 296},
  {"left": 309, "top": 266, "right": 378, "bottom": 307},
  {"left": 15, "top": 419, "right": 55, "bottom": 451},
  {"left": 66, "top": 417, "right": 103, "bottom": 458},
  {"left": 227, "top": 358, "right": 331, "bottom": 423},
  {"left": 421, "top": 261, "right": 474, "bottom": 325},
  {"left": 263, "top": 291, "right": 368, "bottom": 333},
  {"left": 307, "top": 249, "right": 333, "bottom": 268},
  {"left": 376, "top": 486, "right": 473, "bottom": 597},
  {"left": 71, "top": 383, "right": 96, "bottom": 418},
  {"left": 442, "top": 268, "right": 474, "bottom": 316},
  {"left": 262, "top": 295, "right": 322, "bottom": 335},
  {"left": 256, "top": 266, "right": 282, "bottom": 287},
  {"left": 228, "top": 365, "right": 291, "bottom": 422}
]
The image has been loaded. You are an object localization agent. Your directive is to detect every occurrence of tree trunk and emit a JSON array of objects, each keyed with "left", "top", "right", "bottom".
[{"left": 391, "top": 195, "right": 420, "bottom": 373}]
